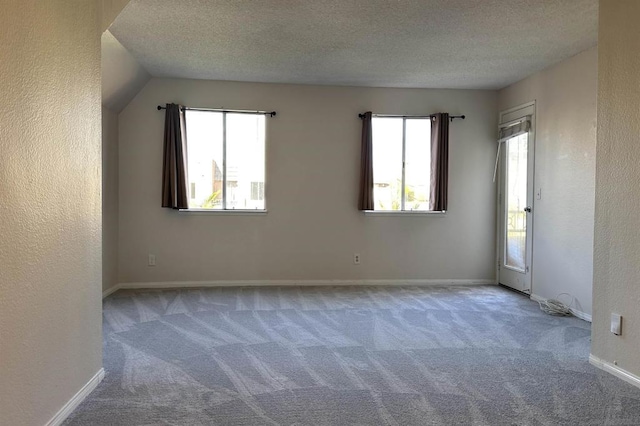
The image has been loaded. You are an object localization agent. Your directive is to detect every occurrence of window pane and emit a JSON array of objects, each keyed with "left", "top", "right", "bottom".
[
  {"left": 226, "top": 114, "right": 265, "bottom": 209},
  {"left": 185, "top": 111, "right": 223, "bottom": 209},
  {"left": 505, "top": 133, "right": 528, "bottom": 270},
  {"left": 404, "top": 119, "right": 431, "bottom": 211},
  {"left": 372, "top": 118, "right": 403, "bottom": 210}
]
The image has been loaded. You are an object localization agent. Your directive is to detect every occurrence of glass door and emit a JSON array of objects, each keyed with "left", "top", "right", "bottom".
[
  {"left": 498, "top": 103, "right": 535, "bottom": 293},
  {"left": 505, "top": 133, "right": 528, "bottom": 272}
]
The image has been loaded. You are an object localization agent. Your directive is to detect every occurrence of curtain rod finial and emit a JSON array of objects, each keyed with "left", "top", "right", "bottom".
[{"left": 157, "top": 105, "right": 162, "bottom": 110}]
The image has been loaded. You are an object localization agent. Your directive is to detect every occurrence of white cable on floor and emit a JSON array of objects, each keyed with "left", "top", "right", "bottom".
[{"left": 538, "top": 292, "right": 574, "bottom": 316}]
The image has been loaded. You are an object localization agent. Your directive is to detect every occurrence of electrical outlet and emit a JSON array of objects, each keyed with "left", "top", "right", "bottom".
[
  {"left": 353, "top": 253, "right": 361, "bottom": 265},
  {"left": 611, "top": 313, "right": 622, "bottom": 335},
  {"left": 148, "top": 254, "right": 156, "bottom": 267}
]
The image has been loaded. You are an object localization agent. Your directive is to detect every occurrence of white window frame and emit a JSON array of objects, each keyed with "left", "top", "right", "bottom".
[
  {"left": 368, "top": 115, "right": 443, "bottom": 215},
  {"left": 180, "top": 109, "right": 268, "bottom": 214}
]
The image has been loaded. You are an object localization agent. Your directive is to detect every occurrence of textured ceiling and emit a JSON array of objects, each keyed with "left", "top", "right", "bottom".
[{"left": 110, "top": 0, "right": 597, "bottom": 90}]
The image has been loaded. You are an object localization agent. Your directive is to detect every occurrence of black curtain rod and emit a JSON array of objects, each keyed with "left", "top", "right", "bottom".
[
  {"left": 157, "top": 105, "right": 276, "bottom": 117},
  {"left": 358, "top": 113, "right": 465, "bottom": 122}
]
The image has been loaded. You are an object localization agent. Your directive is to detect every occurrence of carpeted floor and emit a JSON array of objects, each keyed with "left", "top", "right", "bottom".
[{"left": 64, "top": 285, "right": 640, "bottom": 425}]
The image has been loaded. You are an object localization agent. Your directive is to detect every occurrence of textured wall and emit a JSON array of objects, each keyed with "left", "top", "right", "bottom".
[
  {"left": 592, "top": 1, "right": 640, "bottom": 377},
  {"left": 498, "top": 47, "right": 597, "bottom": 317},
  {"left": 103, "top": 107, "right": 120, "bottom": 293},
  {"left": 0, "top": 1, "right": 103, "bottom": 425},
  {"left": 118, "top": 79, "right": 497, "bottom": 284}
]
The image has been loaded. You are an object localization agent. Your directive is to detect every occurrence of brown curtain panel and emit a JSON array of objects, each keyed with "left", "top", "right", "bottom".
[
  {"left": 429, "top": 113, "right": 450, "bottom": 211},
  {"left": 161, "top": 103, "right": 189, "bottom": 209},
  {"left": 358, "top": 111, "right": 374, "bottom": 210}
]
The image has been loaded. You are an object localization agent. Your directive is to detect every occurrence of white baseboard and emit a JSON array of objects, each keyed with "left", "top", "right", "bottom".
[
  {"left": 530, "top": 293, "right": 592, "bottom": 322},
  {"left": 45, "top": 368, "right": 105, "bottom": 426},
  {"left": 112, "top": 279, "right": 495, "bottom": 293},
  {"left": 590, "top": 354, "right": 640, "bottom": 390},
  {"left": 102, "top": 285, "right": 121, "bottom": 299}
]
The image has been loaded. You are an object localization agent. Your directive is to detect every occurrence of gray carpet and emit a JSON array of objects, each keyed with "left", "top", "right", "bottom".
[{"left": 64, "top": 285, "right": 640, "bottom": 425}]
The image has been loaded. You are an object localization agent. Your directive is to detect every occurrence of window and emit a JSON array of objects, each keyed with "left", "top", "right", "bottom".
[
  {"left": 372, "top": 117, "right": 431, "bottom": 211},
  {"left": 185, "top": 111, "right": 266, "bottom": 210}
]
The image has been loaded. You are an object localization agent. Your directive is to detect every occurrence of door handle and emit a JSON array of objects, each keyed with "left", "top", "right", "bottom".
[{"left": 524, "top": 206, "right": 532, "bottom": 213}]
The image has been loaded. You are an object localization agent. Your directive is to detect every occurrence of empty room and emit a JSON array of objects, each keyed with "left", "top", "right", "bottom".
[{"left": 2, "top": 1, "right": 640, "bottom": 425}]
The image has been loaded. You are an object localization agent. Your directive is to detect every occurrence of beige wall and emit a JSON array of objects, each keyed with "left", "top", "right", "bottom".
[
  {"left": 102, "top": 30, "right": 151, "bottom": 112},
  {"left": 103, "top": 107, "right": 120, "bottom": 293},
  {"left": 119, "top": 79, "right": 498, "bottom": 284},
  {"left": 0, "top": 1, "right": 103, "bottom": 425},
  {"left": 498, "top": 47, "right": 597, "bottom": 317},
  {"left": 593, "top": 1, "right": 640, "bottom": 378}
]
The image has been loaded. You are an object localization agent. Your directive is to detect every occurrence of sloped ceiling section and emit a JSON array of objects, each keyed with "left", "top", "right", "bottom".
[
  {"left": 102, "top": 30, "right": 151, "bottom": 112},
  {"left": 101, "top": 0, "right": 131, "bottom": 32}
]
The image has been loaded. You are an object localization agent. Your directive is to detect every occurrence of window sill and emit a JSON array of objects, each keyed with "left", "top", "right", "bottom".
[
  {"left": 178, "top": 209, "right": 268, "bottom": 215},
  {"left": 363, "top": 210, "right": 446, "bottom": 216}
]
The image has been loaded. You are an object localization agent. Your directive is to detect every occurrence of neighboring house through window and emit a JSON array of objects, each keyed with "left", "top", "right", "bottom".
[
  {"left": 251, "top": 182, "right": 265, "bottom": 200},
  {"left": 185, "top": 110, "right": 266, "bottom": 210},
  {"left": 372, "top": 117, "right": 431, "bottom": 211}
]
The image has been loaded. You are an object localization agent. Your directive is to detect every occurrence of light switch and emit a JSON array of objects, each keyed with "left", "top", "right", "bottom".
[
  {"left": 536, "top": 188, "right": 542, "bottom": 200},
  {"left": 611, "top": 313, "right": 622, "bottom": 335}
]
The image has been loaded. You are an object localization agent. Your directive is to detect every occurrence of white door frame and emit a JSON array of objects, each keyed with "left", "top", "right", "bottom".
[{"left": 496, "top": 101, "right": 536, "bottom": 294}]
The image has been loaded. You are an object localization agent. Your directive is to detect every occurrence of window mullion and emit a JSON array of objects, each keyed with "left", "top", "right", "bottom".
[
  {"left": 222, "top": 112, "right": 227, "bottom": 210},
  {"left": 401, "top": 118, "right": 406, "bottom": 211}
]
